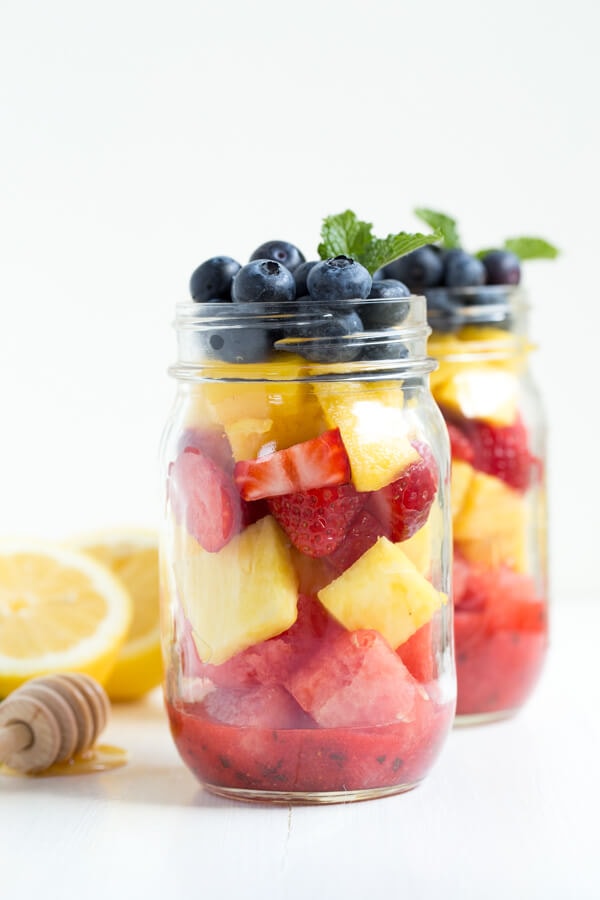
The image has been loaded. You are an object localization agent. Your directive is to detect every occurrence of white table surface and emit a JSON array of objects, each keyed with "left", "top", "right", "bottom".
[{"left": 2, "top": 595, "right": 599, "bottom": 900}]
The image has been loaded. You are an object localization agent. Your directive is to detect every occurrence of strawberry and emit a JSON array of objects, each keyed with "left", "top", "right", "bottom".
[
  {"left": 325, "top": 509, "right": 388, "bottom": 575},
  {"left": 268, "top": 483, "right": 363, "bottom": 558},
  {"left": 169, "top": 446, "right": 243, "bottom": 552},
  {"left": 368, "top": 443, "right": 438, "bottom": 542},
  {"left": 234, "top": 428, "right": 351, "bottom": 501},
  {"left": 176, "top": 426, "right": 235, "bottom": 474},
  {"left": 466, "top": 416, "right": 536, "bottom": 492},
  {"left": 446, "top": 422, "right": 474, "bottom": 463}
]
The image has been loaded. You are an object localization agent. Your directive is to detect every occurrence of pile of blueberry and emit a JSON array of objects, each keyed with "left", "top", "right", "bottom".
[
  {"left": 188, "top": 241, "right": 412, "bottom": 364},
  {"left": 381, "top": 246, "right": 520, "bottom": 329}
]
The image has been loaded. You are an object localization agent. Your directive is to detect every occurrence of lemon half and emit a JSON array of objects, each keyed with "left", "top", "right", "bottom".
[
  {"left": 0, "top": 540, "right": 133, "bottom": 698},
  {"left": 71, "top": 529, "right": 163, "bottom": 701}
]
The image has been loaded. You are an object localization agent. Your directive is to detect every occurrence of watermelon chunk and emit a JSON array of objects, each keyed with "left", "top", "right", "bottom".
[
  {"left": 188, "top": 593, "right": 343, "bottom": 688},
  {"left": 203, "top": 684, "right": 311, "bottom": 729},
  {"left": 454, "top": 562, "right": 548, "bottom": 715},
  {"left": 287, "top": 629, "right": 420, "bottom": 728}
]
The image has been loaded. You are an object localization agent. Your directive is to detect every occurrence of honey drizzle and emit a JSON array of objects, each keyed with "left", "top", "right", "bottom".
[{"left": 0, "top": 744, "right": 128, "bottom": 777}]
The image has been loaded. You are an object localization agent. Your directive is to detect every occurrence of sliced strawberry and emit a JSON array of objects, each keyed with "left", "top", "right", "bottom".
[
  {"left": 176, "top": 426, "right": 235, "bottom": 474},
  {"left": 368, "top": 442, "right": 438, "bottom": 542},
  {"left": 465, "top": 416, "right": 536, "bottom": 492},
  {"left": 325, "top": 509, "right": 388, "bottom": 575},
  {"left": 234, "top": 428, "right": 351, "bottom": 501},
  {"left": 169, "top": 446, "right": 242, "bottom": 552},
  {"left": 446, "top": 422, "right": 474, "bottom": 463},
  {"left": 268, "top": 483, "right": 363, "bottom": 558}
]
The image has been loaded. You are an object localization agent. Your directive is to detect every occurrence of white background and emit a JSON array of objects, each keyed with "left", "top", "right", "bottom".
[{"left": 0, "top": 0, "right": 598, "bottom": 598}]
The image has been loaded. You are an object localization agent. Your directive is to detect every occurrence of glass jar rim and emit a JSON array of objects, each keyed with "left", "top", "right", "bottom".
[{"left": 171, "top": 295, "right": 438, "bottom": 382}]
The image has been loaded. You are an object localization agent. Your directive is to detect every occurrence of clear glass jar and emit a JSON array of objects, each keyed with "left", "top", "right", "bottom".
[
  {"left": 159, "top": 295, "right": 455, "bottom": 804},
  {"left": 426, "top": 286, "right": 548, "bottom": 724}
]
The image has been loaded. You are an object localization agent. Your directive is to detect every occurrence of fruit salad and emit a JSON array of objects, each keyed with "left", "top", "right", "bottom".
[
  {"left": 385, "top": 208, "right": 555, "bottom": 721},
  {"left": 160, "top": 214, "right": 456, "bottom": 802}
]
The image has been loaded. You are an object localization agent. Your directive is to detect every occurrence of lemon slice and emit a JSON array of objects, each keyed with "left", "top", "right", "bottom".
[
  {"left": 70, "top": 529, "right": 163, "bottom": 701},
  {"left": 0, "top": 539, "right": 133, "bottom": 698}
]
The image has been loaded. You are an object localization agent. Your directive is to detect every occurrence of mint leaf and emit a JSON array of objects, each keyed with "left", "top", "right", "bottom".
[
  {"left": 360, "top": 232, "right": 439, "bottom": 275},
  {"left": 414, "top": 207, "right": 460, "bottom": 249},
  {"left": 318, "top": 210, "right": 374, "bottom": 260},
  {"left": 319, "top": 210, "right": 439, "bottom": 274},
  {"left": 503, "top": 236, "right": 560, "bottom": 261},
  {"left": 474, "top": 247, "right": 499, "bottom": 260}
]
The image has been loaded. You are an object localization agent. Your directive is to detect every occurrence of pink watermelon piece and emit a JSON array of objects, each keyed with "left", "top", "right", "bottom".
[
  {"left": 190, "top": 594, "right": 343, "bottom": 689},
  {"left": 287, "top": 629, "right": 419, "bottom": 728},
  {"left": 203, "top": 684, "right": 311, "bottom": 729},
  {"left": 397, "top": 619, "right": 439, "bottom": 684}
]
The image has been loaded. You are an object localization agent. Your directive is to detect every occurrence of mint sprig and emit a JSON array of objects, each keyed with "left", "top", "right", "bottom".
[
  {"left": 503, "top": 237, "right": 560, "bottom": 261},
  {"left": 475, "top": 237, "right": 560, "bottom": 261},
  {"left": 413, "top": 207, "right": 461, "bottom": 249},
  {"left": 318, "top": 210, "right": 439, "bottom": 274}
]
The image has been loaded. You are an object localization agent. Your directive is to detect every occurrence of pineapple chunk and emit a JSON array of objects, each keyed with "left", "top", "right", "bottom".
[
  {"left": 314, "top": 381, "right": 418, "bottom": 491},
  {"left": 433, "top": 367, "right": 518, "bottom": 427},
  {"left": 450, "top": 459, "right": 474, "bottom": 521},
  {"left": 175, "top": 516, "right": 298, "bottom": 664},
  {"left": 225, "top": 417, "right": 274, "bottom": 461},
  {"left": 318, "top": 536, "right": 446, "bottom": 648},
  {"left": 453, "top": 470, "right": 525, "bottom": 541},
  {"left": 453, "top": 470, "right": 528, "bottom": 571}
]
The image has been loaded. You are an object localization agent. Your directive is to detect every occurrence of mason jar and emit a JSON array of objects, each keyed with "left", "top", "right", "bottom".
[
  {"left": 159, "top": 294, "right": 455, "bottom": 803},
  {"left": 426, "top": 286, "right": 548, "bottom": 723}
]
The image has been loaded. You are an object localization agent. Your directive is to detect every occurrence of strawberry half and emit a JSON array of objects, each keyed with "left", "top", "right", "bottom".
[
  {"left": 325, "top": 509, "right": 389, "bottom": 575},
  {"left": 466, "top": 416, "right": 536, "bottom": 492},
  {"left": 234, "top": 428, "right": 351, "bottom": 501},
  {"left": 368, "top": 443, "right": 438, "bottom": 543},
  {"left": 446, "top": 421, "right": 474, "bottom": 463},
  {"left": 169, "top": 446, "right": 243, "bottom": 552},
  {"left": 268, "top": 483, "right": 363, "bottom": 558}
]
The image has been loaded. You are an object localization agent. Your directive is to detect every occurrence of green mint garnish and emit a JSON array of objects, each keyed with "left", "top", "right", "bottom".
[
  {"left": 413, "top": 207, "right": 461, "bottom": 249},
  {"left": 502, "top": 237, "right": 560, "bottom": 261},
  {"left": 318, "top": 209, "right": 439, "bottom": 274},
  {"left": 475, "top": 237, "right": 560, "bottom": 260}
]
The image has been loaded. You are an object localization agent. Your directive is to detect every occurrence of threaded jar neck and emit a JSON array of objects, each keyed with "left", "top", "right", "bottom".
[{"left": 171, "top": 295, "right": 436, "bottom": 382}]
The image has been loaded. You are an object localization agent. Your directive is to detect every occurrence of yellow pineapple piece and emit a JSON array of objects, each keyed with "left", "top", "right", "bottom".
[
  {"left": 453, "top": 470, "right": 528, "bottom": 571},
  {"left": 318, "top": 536, "right": 446, "bottom": 648},
  {"left": 433, "top": 367, "right": 518, "bottom": 427},
  {"left": 224, "top": 417, "right": 274, "bottom": 461},
  {"left": 314, "top": 381, "right": 419, "bottom": 491},
  {"left": 450, "top": 459, "right": 474, "bottom": 520},
  {"left": 174, "top": 516, "right": 298, "bottom": 665},
  {"left": 453, "top": 470, "right": 524, "bottom": 541},
  {"left": 456, "top": 532, "right": 527, "bottom": 573}
]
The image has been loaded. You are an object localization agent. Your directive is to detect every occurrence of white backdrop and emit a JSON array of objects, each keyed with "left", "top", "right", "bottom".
[{"left": 0, "top": 0, "right": 597, "bottom": 599}]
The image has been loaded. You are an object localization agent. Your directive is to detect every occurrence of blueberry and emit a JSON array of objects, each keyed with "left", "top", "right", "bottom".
[
  {"left": 443, "top": 249, "right": 486, "bottom": 288},
  {"left": 231, "top": 259, "right": 296, "bottom": 303},
  {"left": 202, "top": 327, "right": 272, "bottom": 363},
  {"left": 249, "top": 240, "right": 305, "bottom": 273},
  {"left": 293, "top": 261, "right": 319, "bottom": 298},
  {"left": 360, "top": 338, "right": 409, "bottom": 361},
  {"left": 307, "top": 256, "right": 372, "bottom": 302},
  {"left": 358, "top": 279, "right": 411, "bottom": 328},
  {"left": 367, "top": 279, "right": 411, "bottom": 299},
  {"left": 382, "top": 246, "right": 444, "bottom": 293},
  {"left": 280, "top": 304, "right": 363, "bottom": 363},
  {"left": 481, "top": 249, "right": 521, "bottom": 285},
  {"left": 189, "top": 256, "right": 241, "bottom": 302}
]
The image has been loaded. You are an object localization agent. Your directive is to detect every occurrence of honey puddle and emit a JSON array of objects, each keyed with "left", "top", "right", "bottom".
[{"left": 1, "top": 744, "right": 128, "bottom": 777}]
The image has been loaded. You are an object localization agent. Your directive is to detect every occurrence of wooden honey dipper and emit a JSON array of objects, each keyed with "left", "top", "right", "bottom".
[{"left": 0, "top": 673, "right": 111, "bottom": 774}]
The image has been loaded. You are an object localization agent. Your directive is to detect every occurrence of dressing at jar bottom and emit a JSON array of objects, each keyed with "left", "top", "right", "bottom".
[{"left": 166, "top": 698, "right": 454, "bottom": 803}]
